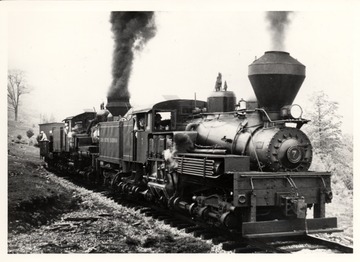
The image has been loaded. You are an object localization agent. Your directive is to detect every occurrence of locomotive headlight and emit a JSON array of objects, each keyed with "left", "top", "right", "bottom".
[
  {"left": 290, "top": 104, "right": 303, "bottom": 118},
  {"left": 281, "top": 104, "right": 303, "bottom": 119}
]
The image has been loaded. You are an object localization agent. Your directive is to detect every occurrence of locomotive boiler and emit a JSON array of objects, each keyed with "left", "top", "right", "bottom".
[{"left": 39, "top": 51, "right": 340, "bottom": 238}]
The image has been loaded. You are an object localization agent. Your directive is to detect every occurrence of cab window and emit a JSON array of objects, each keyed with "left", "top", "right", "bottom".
[
  {"left": 154, "top": 111, "right": 172, "bottom": 131},
  {"left": 136, "top": 113, "right": 147, "bottom": 131}
]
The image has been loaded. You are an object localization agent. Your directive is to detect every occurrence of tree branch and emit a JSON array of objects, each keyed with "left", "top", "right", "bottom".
[{"left": 7, "top": 69, "right": 30, "bottom": 121}]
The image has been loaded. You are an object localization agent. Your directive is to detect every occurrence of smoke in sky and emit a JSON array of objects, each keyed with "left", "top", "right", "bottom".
[
  {"left": 266, "top": 11, "right": 294, "bottom": 51},
  {"left": 109, "top": 12, "right": 156, "bottom": 101}
]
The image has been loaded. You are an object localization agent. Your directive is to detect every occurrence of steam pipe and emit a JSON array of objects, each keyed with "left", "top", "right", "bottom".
[
  {"left": 185, "top": 123, "right": 199, "bottom": 131},
  {"left": 192, "top": 149, "right": 226, "bottom": 154}
]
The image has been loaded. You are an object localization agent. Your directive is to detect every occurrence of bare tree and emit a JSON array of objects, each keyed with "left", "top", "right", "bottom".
[{"left": 7, "top": 69, "right": 30, "bottom": 121}]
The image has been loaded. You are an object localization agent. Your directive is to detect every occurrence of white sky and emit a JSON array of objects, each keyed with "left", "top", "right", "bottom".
[{"left": 3, "top": 1, "right": 358, "bottom": 134}]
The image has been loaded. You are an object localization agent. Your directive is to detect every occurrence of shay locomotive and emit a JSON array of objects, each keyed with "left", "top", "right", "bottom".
[{"left": 39, "top": 51, "right": 339, "bottom": 238}]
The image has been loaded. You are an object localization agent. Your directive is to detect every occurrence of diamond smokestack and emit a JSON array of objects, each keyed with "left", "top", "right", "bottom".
[
  {"left": 107, "top": 12, "right": 156, "bottom": 116},
  {"left": 106, "top": 97, "right": 131, "bottom": 117},
  {"left": 248, "top": 51, "right": 305, "bottom": 119}
]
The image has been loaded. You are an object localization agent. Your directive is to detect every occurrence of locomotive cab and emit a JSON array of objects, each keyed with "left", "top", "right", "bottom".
[{"left": 63, "top": 112, "right": 96, "bottom": 152}]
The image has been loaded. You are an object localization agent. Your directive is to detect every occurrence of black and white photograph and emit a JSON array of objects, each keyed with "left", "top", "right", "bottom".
[{"left": 2, "top": 0, "right": 357, "bottom": 256}]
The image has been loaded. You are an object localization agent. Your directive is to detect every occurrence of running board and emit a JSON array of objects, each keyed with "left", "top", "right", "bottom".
[{"left": 242, "top": 217, "right": 341, "bottom": 238}]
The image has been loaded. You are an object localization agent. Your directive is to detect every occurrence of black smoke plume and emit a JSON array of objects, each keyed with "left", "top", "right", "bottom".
[
  {"left": 266, "top": 11, "right": 293, "bottom": 51},
  {"left": 109, "top": 12, "right": 156, "bottom": 100}
]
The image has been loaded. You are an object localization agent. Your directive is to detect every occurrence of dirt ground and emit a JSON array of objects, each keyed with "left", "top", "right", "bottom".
[
  {"left": 7, "top": 142, "right": 224, "bottom": 253},
  {"left": 8, "top": 143, "right": 81, "bottom": 234}
]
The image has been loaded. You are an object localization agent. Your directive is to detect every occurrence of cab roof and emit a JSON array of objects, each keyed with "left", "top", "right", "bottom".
[{"left": 131, "top": 99, "right": 206, "bottom": 114}]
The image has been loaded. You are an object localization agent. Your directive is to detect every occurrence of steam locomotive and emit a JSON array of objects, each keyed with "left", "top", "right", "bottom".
[{"left": 39, "top": 51, "right": 339, "bottom": 238}]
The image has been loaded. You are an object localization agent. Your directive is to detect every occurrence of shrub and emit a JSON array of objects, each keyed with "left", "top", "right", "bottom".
[
  {"left": 26, "top": 129, "right": 34, "bottom": 139},
  {"left": 17, "top": 134, "right": 22, "bottom": 140}
]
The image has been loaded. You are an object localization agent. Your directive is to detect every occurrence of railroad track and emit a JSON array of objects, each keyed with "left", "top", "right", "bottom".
[
  {"left": 51, "top": 168, "right": 353, "bottom": 254},
  {"left": 247, "top": 235, "right": 353, "bottom": 253},
  {"left": 108, "top": 191, "right": 353, "bottom": 253}
]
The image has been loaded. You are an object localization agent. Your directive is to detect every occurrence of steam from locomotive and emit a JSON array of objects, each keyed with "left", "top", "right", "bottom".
[{"left": 266, "top": 11, "right": 293, "bottom": 50}]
